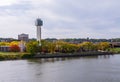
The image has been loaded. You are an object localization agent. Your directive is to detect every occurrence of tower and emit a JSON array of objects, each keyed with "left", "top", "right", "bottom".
[{"left": 35, "top": 18, "right": 43, "bottom": 46}]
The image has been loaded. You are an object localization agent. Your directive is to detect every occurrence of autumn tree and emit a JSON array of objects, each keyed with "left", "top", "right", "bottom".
[
  {"left": 97, "top": 42, "right": 110, "bottom": 51},
  {"left": 80, "top": 42, "right": 95, "bottom": 51},
  {"left": 55, "top": 41, "right": 78, "bottom": 53},
  {"left": 10, "top": 45, "right": 20, "bottom": 52},
  {"left": 41, "top": 40, "right": 50, "bottom": 53},
  {"left": 0, "top": 42, "right": 10, "bottom": 46},
  {"left": 10, "top": 41, "right": 20, "bottom": 46}
]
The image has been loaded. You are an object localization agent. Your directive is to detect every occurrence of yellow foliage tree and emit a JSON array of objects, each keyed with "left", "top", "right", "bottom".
[
  {"left": 97, "top": 42, "right": 110, "bottom": 51},
  {"left": 9, "top": 41, "right": 20, "bottom": 46},
  {"left": 0, "top": 42, "right": 10, "bottom": 46}
]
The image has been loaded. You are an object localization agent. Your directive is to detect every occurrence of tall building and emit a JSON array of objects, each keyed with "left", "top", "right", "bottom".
[{"left": 18, "top": 33, "right": 29, "bottom": 42}]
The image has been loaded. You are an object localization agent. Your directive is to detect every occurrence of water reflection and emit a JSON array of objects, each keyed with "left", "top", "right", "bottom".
[
  {"left": 28, "top": 55, "right": 113, "bottom": 64},
  {"left": 28, "top": 57, "right": 81, "bottom": 64},
  {"left": 98, "top": 55, "right": 113, "bottom": 59}
]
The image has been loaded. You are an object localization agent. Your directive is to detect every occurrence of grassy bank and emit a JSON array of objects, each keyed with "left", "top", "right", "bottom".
[
  {"left": 0, "top": 51, "right": 113, "bottom": 61},
  {"left": 110, "top": 48, "right": 120, "bottom": 54},
  {"left": 0, "top": 52, "right": 33, "bottom": 61}
]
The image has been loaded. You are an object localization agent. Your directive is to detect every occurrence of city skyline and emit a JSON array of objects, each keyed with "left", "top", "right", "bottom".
[{"left": 0, "top": 0, "right": 120, "bottom": 39}]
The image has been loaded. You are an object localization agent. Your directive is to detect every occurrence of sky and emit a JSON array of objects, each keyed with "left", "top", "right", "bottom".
[{"left": 0, "top": 0, "right": 120, "bottom": 39}]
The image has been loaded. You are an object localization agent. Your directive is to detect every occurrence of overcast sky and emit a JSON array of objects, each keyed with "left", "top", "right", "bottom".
[{"left": 0, "top": 0, "right": 120, "bottom": 39}]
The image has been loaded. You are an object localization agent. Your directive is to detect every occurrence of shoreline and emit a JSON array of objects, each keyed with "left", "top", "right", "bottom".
[
  {"left": 0, "top": 51, "right": 114, "bottom": 61},
  {"left": 34, "top": 51, "right": 113, "bottom": 58}
]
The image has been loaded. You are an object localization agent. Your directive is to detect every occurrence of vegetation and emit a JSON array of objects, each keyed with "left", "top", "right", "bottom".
[
  {"left": 45, "top": 38, "right": 120, "bottom": 43},
  {"left": 97, "top": 42, "right": 110, "bottom": 51},
  {"left": 10, "top": 45, "right": 20, "bottom": 52},
  {"left": 26, "top": 41, "right": 40, "bottom": 54},
  {"left": 79, "top": 42, "right": 95, "bottom": 51},
  {"left": 0, "top": 52, "right": 33, "bottom": 61},
  {"left": 26, "top": 40, "right": 111, "bottom": 54},
  {"left": 0, "top": 40, "right": 114, "bottom": 60},
  {"left": 110, "top": 48, "right": 120, "bottom": 53}
]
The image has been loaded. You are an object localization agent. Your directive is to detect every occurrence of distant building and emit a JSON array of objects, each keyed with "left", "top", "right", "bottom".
[
  {"left": 0, "top": 38, "right": 15, "bottom": 42},
  {"left": 18, "top": 33, "right": 29, "bottom": 42},
  {"left": 0, "top": 46, "right": 10, "bottom": 52}
]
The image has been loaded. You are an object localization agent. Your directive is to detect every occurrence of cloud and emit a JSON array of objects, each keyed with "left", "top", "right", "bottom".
[
  {"left": 0, "top": 0, "right": 18, "bottom": 6},
  {"left": 0, "top": 0, "right": 120, "bottom": 39}
]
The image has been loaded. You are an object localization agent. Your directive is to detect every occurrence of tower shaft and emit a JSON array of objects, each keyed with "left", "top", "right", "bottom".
[{"left": 37, "top": 26, "right": 41, "bottom": 46}]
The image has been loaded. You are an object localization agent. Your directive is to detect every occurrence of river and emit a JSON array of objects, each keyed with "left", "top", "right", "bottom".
[{"left": 0, "top": 54, "right": 120, "bottom": 82}]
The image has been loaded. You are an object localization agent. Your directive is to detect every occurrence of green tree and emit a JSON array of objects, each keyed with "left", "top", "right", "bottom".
[{"left": 26, "top": 41, "right": 40, "bottom": 54}]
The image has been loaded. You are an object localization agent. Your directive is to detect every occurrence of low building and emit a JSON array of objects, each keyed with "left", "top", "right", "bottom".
[
  {"left": 0, "top": 38, "right": 15, "bottom": 42},
  {"left": 0, "top": 46, "right": 10, "bottom": 52}
]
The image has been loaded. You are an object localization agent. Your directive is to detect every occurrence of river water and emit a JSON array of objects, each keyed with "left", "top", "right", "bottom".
[{"left": 0, "top": 54, "right": 120, "bottom": 82}]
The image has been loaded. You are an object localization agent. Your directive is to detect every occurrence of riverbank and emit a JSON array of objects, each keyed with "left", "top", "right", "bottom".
[
  {"left": 34, "top": 51, "right": 113, "bottom": 58},
  {"left": 0, "top": 52, "right": 33, "bottom": 61},
  {"left": 110, "top": 48, "right": 120, "bottom": 54},
  {"left": 0, "top": 51, "right": 113, "bottom": 61}
]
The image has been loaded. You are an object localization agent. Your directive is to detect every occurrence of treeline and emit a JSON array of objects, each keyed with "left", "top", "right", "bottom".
[
  {"left": 1, "top": 37, "right": 120, "bottom": 43},
  {"left": 0, "top": 40, "right": 112, "bottom": 54},
  {"left": 26, "top": 40, "right": 110, "bottom": 54},
  {"left": 45, "top": 38, "right": 120, "bottom": 43}
]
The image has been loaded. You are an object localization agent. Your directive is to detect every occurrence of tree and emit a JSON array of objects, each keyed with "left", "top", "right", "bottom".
[
  {"left": 97, "top": 42, "right": 110, "bottom": 51},
  {"left": 55, "top": 41, "right": 65, "bottom": 53},
  {"left": 41, "top": 40, "right": 50, "bottom": 53},
  {"left": 26, "top": 41, "right": 40, "bottom": 54},
  {"left": 80, "top": 42, "right": 94, "bottom": 51},
  {"left": 55, "top": 41, "right": 78, "bottom": 53},
  {"left": 47, "top": 42, "right": 56, "bottom": 53},
  {"left": 66, "top": 43, "right": 79, "bottom": 53},
  {"left": 10, "top": 45, "right": 20, "bottom": 52},
  {"left": 0, "top": 42, "right": 10, "bottom": 46},
  {"left": 10, "top": 41, "right": 19, "bottom": 46}
]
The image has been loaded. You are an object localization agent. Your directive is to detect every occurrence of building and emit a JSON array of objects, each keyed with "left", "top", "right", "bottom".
[
  {"left": 0, "top": 38, "right": 15, "bottom": 42},
  {"left": 0, "top": 46, "right": 10, "bottom": 52},
  {"left": 18, "top": 33, "right": 29, "bottom": 42}
]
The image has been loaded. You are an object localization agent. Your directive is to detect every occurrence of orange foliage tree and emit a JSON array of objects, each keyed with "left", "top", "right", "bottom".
[{"left": 10, "top": 45, "right": 20, "bottom": 52}]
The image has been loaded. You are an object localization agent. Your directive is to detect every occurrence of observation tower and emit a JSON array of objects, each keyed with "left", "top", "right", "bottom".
[{"left": 35, "top": 18, "right": 43, "bottom": 46}]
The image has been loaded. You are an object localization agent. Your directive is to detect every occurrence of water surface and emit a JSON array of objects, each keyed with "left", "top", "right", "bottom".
[{"left": 0, "top": 55, "right": 120, "bottom": 82}]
